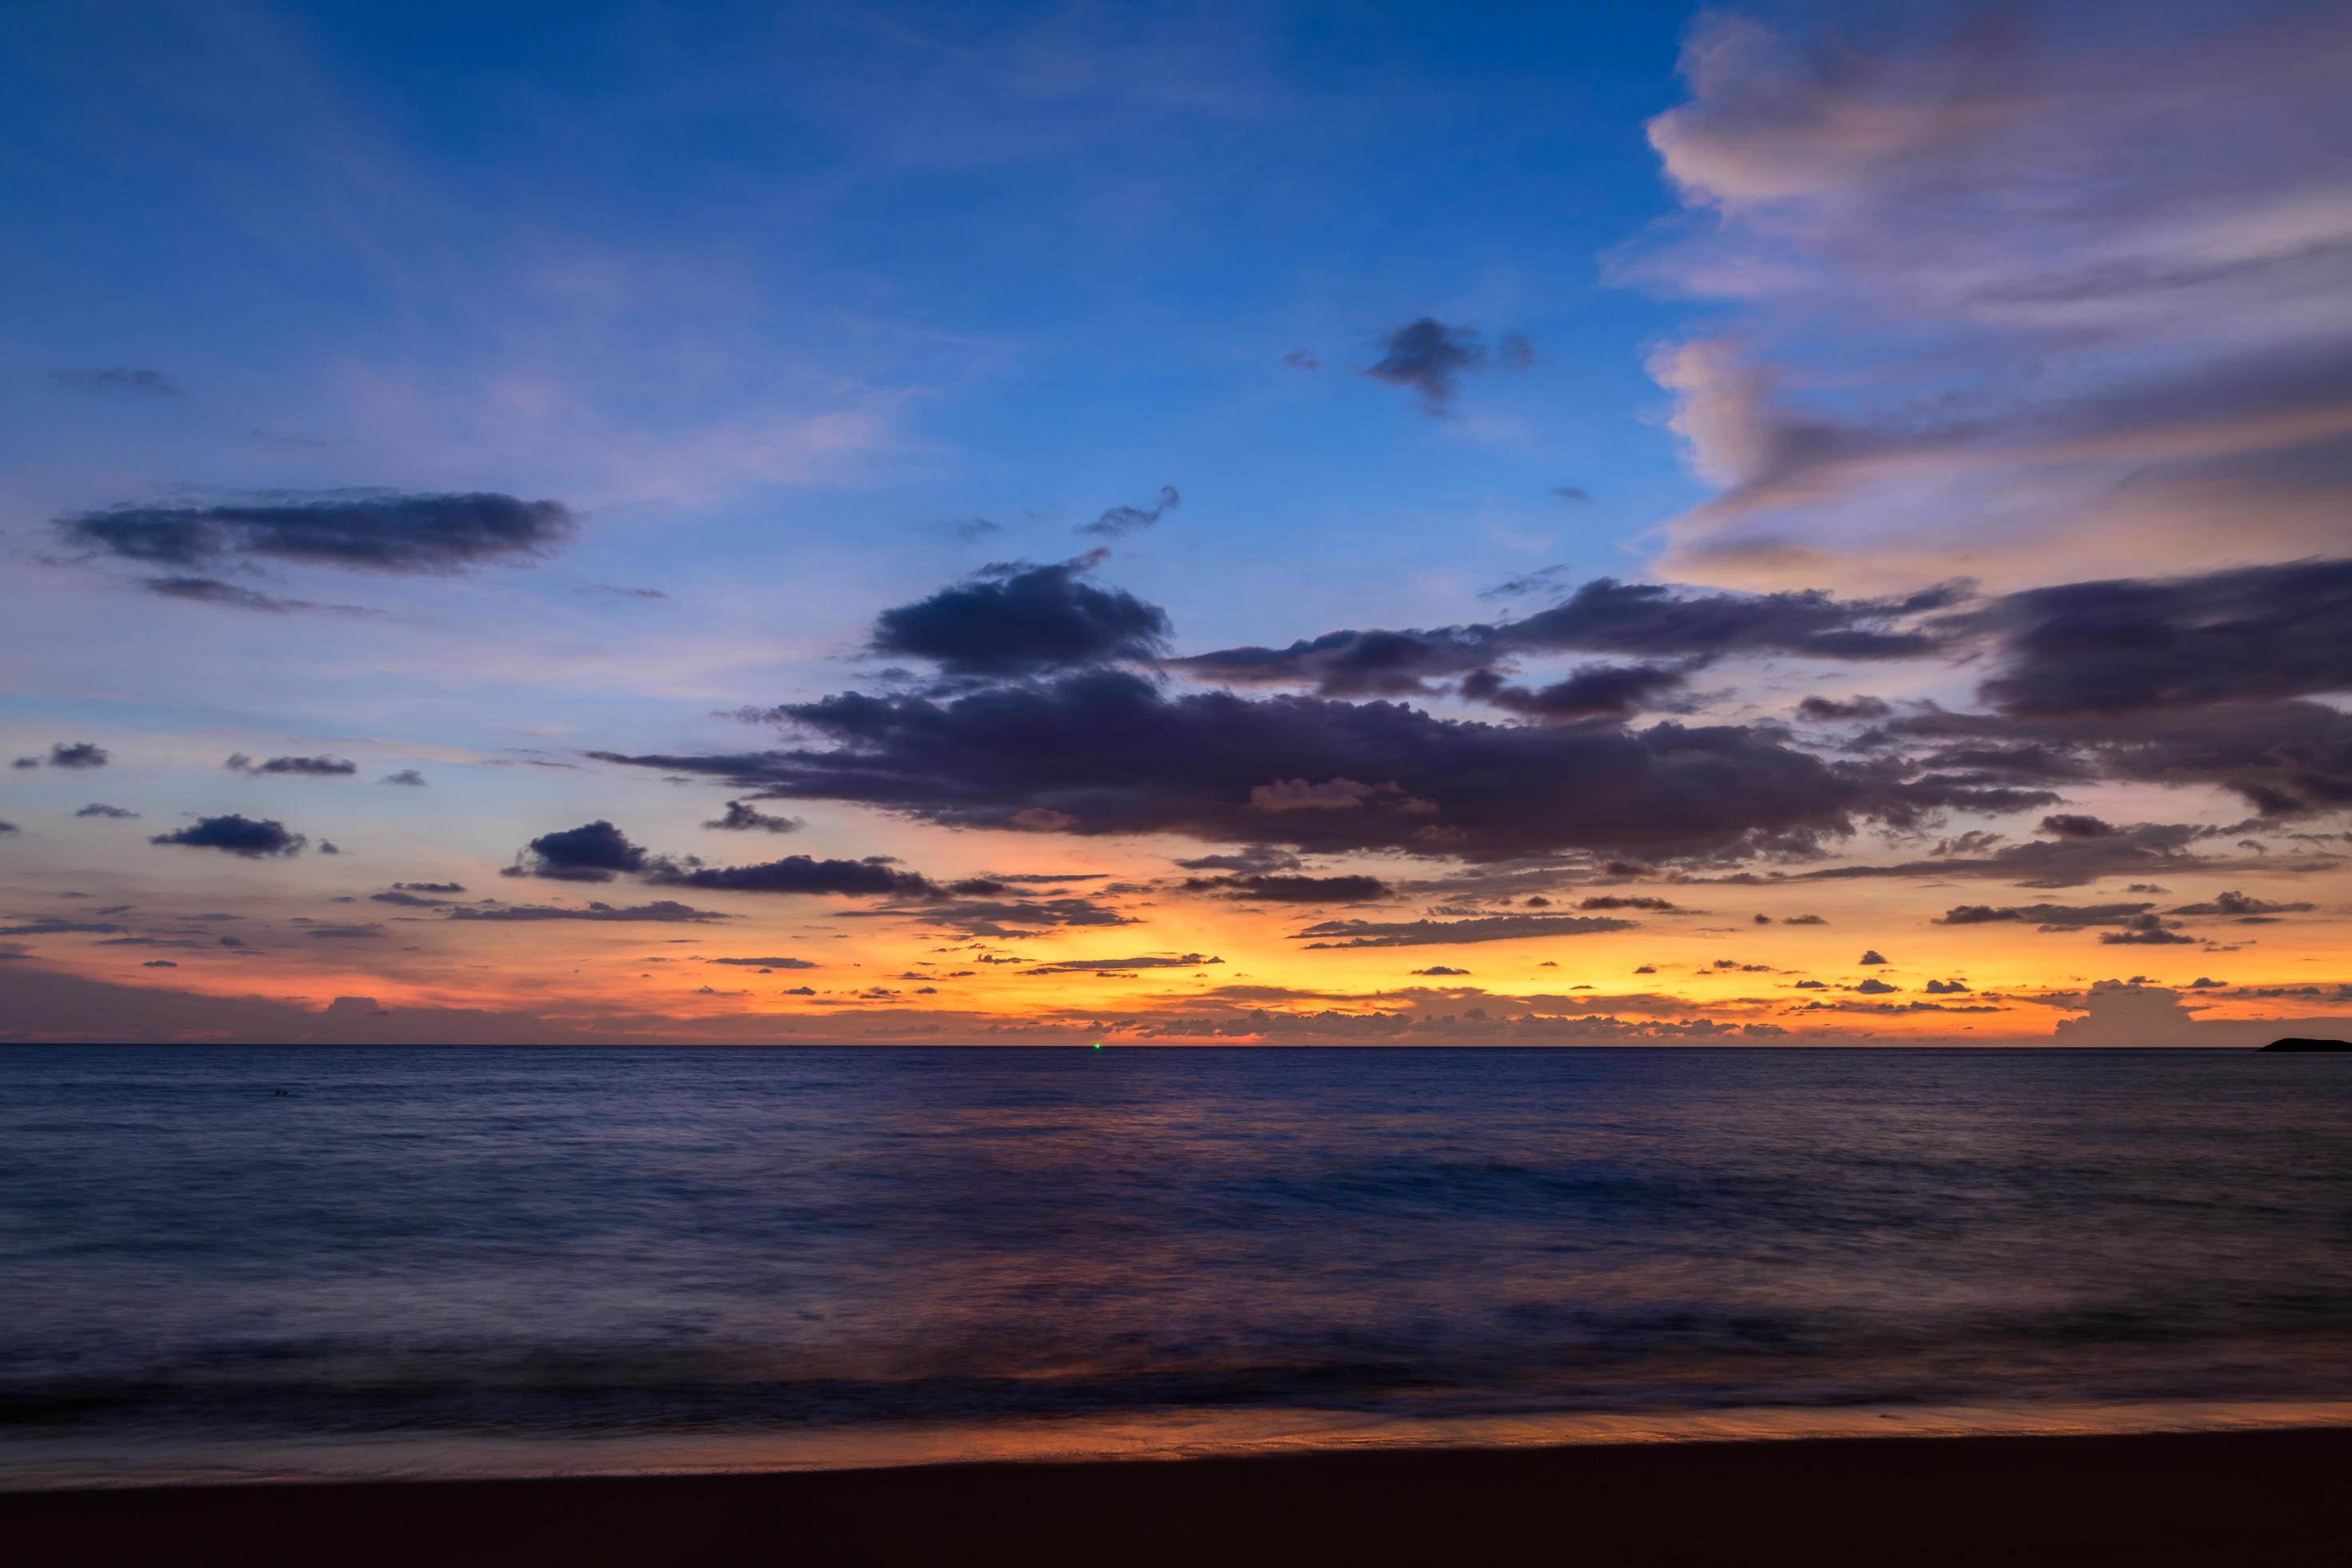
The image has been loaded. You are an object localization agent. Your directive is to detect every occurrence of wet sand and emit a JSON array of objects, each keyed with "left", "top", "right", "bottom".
[{"left": 5, "top": 1427, "right": 2346, "bottom": 1566}]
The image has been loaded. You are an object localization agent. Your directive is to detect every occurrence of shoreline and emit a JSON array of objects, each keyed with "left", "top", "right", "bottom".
[
  {"left": 9, "top": 1394, "right": 2352, "bottom": 1493},
  {"left": 6, "top": 1426, "right": 2346, "bottom": 1565}
]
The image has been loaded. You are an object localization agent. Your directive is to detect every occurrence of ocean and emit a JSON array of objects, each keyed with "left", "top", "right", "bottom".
[{"left": 3, "top": 1046, "right": 2349, "bottom": 1487}]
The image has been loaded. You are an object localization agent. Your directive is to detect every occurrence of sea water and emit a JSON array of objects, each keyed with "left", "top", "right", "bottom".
[{"left": 3, "top": 1046, "right": 2348, "bottom": 1486}]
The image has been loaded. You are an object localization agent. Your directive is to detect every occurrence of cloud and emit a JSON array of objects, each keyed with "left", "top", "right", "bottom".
[
  {"left": 505, "top": 820, "right": 653, "bottom": 882},
  {"left": 652, "top": 855, "right": 942, "bottom": 898},
  {"left": 2165, "top": 890, "right": 2316, "bottom": 918},
  {"left": 704, "top": 956, "right": 819, "bottom": 969},
  {"left": 0, "top": 822, "right": 16, "bottom": 835},
  {"left": 1413, "top": 966, "right": 1471, "bottom": 976},
  {"left": 1282, "top": 350, "right": 1321, "bottom": 371},
  {"left": 134, "top": 576, "right": 369, "bottom": 614},
  {"left": 1851, "top": 978, "right": 1899, "bottom": 994},
  {"left": 1798, "top": 695, "right": 1890, "bottom": 722},
  {"left": 150, "top": 814, "right": 306, "bottom": 858},
  {"left": 1936, "top": 902, "right": 2155, "bottom": 930},
  {"left": 1553, "top": 486, "right": 1592, "bottom": 503},
  {"left": 869, "top": 556, "right": 1170, "bottom": 676},
  {"left": 40, "top": 742, "right": 110, "bottom": 770},
  {"left": 1173, "top": 845, "right": 1304, "bottom": 874},
  {"left": 445, "top": 901, "right": 730, "bottom": 923},
  {"left": 59, "top": 490, "right": 576, "bottom": 574},
  {"left": 1181, "top": 873, "right": 1392, "bottom": 903},
  {"left": 1459, "top": 662, "right": 1694, "bottom": 722},
  {"left": 1958, "top": 558, "right": 2352, "bottom": 717},
  {"left": 1923, "top": 979, "right": 1971, "bottom": 994},
  {"left": 2098, "top": 914, "right": 2198, "bottom": 946},
  {"left": 702, "top": 800, "right": 803, "bottom": 834},
  {"left": 49, "top": 367, "right": 175, "bottom": 395},
  {"left": 226, "top": 753, "right": 357, "bottom": 777},
  {"left": 382, "top": 770, "right": 428, "bottom": 786},
  {"left": 1025, "top": 953, "right": 1222, "bottom": 975},
  {"left": 1858, "top": 949, "right": 1889, "bottom": 966},
  {"left": 1636, "top": 6, "right": 2352, "bottom": 588},
  {"left": 0, "top": 918, "right": 126, "bottom": 936},
  {"left": 1078, "top": 485, "right": 1181, "bottom": 538},
  {"left": 1362, "top": 318, "right": 1532, "bottom": 412},
  {"left": 882, "top": 897, "right": 1134, "bottom": 938},
  {"left": 595, "top": 668, "right": 1964, "bottom": 863},
  {"left": 74, "top": 804, "right": 138, "bottom": 819},
  {"left": 1173, "top": 575, "right": 1954, "bottom": 698},
  {"left": 1293, "top": 913, "right": 1634, "bottom": 949},
  {"left": 305, "top": 922, "right": 387, "bottom": 939}
]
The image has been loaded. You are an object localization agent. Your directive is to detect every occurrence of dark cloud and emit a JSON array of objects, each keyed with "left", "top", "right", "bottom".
[
  {"left": 44, "top": 742, "right": 110, "bottom": 770},
  {"left": 1962, "top": 558, "right": 2352, "bottom": 717},
  {"left": 0, "top": 918, "right": 126, "bottom": 936},
  {"left": 1553, "top": 486, "right": 1593, "bottom": 503},
  {"left": 1851, "top": 977, "right": 1900, "bottom": 994},
  {"left": 393, "top": 882, "right": 465, "bottom": 894},
  {"left": 1577, "top": 895, "right": 1688, "bottom": 912},
  {"left": 306, "top": 923, "right": 387, "bottom": 939},
  {"left": 445, "top": 901, "right": 730, "bottom": 923},
  {"left": 1180, "top": 873, "right": 1393, "bottom": 903},
  {"left": 505, "top": 820, "right": 652, "bottom": 882},
  {"left": 49, "top": 366, "right": 175, "bottom": 395},
  {"left": 883, "top": 898, "right": 1134, "bottom": 938},
  {"left": 1363, "top": 318, "right": 1532, "bottom": 412},
  {"left": 1282, "top": 350, "right": 1320, "bottom": 372},
  {"left": 1413, "top": 966, "right": 1472, "bottom": 976},
  {"left": 1293, "top": 913, "right": 1634, "bottom": 949},
  {"left": 1721, "top": 822, "right": 2232, "bottom": 889},
  {"left": 134, "top": 576, "right": 366, "bottom": 614},
  {"left": 653, "top": 855, "right": 941, "bottom": 898},
  {"left": 382, "top": 770, "right": 428, "bottom": 786},
  {"left": 1458, "top": 662, "right": 1693, "bottom": 722},
  {"left": 1174, "top": 577, "right": 1954, "bottom": 699},
  {"left": 74, "top": 804, "right": 138, "bottom": 819},
  {"left": 1078, "top": 485, "right": 1181, "bottom": 538},
  {"left": 578, "top": 583, "right": 667, "bottom": 599},
  {"left": 1798, "top": 694, "right": 1891, "bottom": 722},
  {"left": 1174, "top": 845, "right": 1304, "bottom": 874},
  {"left": 2098, "top": 914, "right": 2198, "bottom": 946},
  {"left": 704, "top": 956, "right": 819, "bottom": 969},
  {"left": 597, "top": 669, "right": 1960, "bottom": 863},
  {"left": 1923, "top": 979, "right": 1972, "bottom": 994},
  {"left": 0, "top": 821, "right": 17, "bottom": 835},
  {"left": 929, "top": 518, "right": 1005, "bottom": 542},
  {"left": 226, "top": 753, "right": 357, "bottom": 777},
  {"left": 150, "top": 814, "right": 305, "bottom": 858},
  {"left": 1858, "top": 949, "right": 1890, "bottom": 966},
  {"left": 370, "top": 890, "right": 456, "bottom": 907},
  {"left": 703, "top": 800, "right": 803, "bottom": 834},
  {"left": 1936, "top": 902, "right": 2155, "bottom": 930},
  {"left": 59, "top": 490, "right": 575, "bottom": 574},
  {"left": 869, "top": 556, "right": 1170, "bottom": 677},
  {"left": 1025, "top": 953, "right": 1222, "bottom": 975},
  {"left": 141, "top": 959, "right": 178, "bottom": 967},
  {"left": 2165, "top": 890, "right": 2315, "bottom": 918}
]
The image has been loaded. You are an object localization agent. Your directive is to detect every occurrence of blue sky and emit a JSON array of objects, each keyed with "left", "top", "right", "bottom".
[{"left": 5, "top": 1, "right": 2350, "bottom": 1045}]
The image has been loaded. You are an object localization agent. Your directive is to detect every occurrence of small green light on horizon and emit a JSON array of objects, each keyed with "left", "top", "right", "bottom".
[{"left": 1092, "top": 1042, "right": 1103, "bottom": 1050}]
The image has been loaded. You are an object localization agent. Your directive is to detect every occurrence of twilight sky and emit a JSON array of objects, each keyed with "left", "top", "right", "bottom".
[{"left": 4, "top": 0, "right": 2350, "bottom": 1045}]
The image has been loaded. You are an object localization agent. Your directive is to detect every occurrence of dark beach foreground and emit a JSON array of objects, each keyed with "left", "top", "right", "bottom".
[{"left": 7, "top": 1428, "right": 2347, "bottom": 1566}]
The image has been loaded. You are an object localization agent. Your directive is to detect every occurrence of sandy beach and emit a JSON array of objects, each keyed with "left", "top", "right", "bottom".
[{"left": 6, "top": 1427, "right": 2346, "bottom": 1566}]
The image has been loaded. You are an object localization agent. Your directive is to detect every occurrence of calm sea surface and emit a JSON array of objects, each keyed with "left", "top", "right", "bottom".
[{"left": 3, "top": 1046, "right": 2349, "bottom": 1485}]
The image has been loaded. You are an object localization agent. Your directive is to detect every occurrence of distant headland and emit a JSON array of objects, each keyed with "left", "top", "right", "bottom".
[{"left": 2260, "top": 1038, "right": 2352, "bottom": 1052}]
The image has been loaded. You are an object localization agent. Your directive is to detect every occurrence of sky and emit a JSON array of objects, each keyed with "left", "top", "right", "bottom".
[{"left": 3, "top": 0, "right": 2350, "bottom": 1046}]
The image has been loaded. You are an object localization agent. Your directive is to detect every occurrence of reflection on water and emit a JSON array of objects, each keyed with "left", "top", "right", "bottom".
[{"left": 2, "top": 1046, "right": 2348, "bottom": 1485}]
